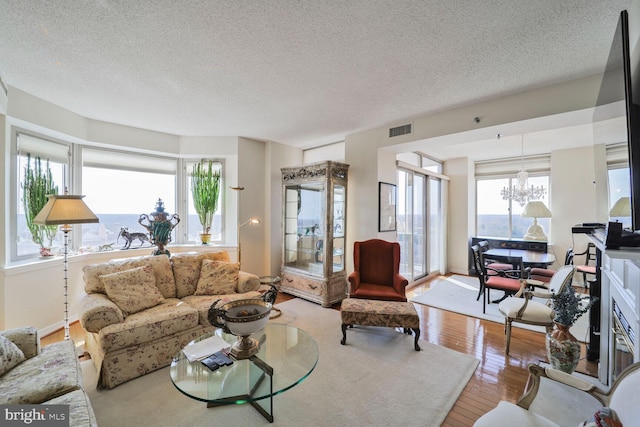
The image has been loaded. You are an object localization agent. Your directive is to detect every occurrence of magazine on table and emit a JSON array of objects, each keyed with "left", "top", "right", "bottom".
[{"left": 182, "top": 335, "right": 230, "bottom": 362}]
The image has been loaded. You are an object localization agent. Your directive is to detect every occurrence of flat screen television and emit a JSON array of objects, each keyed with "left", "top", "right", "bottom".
[{"left": 595, "top": 10, "right": 640, "bottom": 234}]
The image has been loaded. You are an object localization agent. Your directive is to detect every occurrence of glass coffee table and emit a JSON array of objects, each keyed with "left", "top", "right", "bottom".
[{"left": 170, "top": 323, "right": 318, "bottom": 423}]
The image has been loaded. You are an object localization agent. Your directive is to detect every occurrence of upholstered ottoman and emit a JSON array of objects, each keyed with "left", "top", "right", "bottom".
[{"left": 340, "top": 298, "right": 421, "bottom": 351}]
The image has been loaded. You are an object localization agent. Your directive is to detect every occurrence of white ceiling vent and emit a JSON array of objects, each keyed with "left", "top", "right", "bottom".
[{"left": 389, "top": 124, "right": 412, "bottom": 138}]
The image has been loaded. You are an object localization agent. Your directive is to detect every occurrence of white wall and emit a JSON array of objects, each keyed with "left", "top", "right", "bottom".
[{"left": 444, "top": 157, "right": 475, "bottom": 274}]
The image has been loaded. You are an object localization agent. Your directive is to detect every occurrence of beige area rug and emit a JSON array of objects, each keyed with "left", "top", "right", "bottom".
[
  {"left": 83, "top": 298, "right": 479, "bottom": 427},
  {"left": 409, "top": 274, "right": 590, "bottom": 343}
]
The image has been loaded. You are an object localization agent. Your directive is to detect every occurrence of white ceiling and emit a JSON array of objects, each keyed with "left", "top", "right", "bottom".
[{"left": 0, "top": 0, "right": 634, "bottom": 160}]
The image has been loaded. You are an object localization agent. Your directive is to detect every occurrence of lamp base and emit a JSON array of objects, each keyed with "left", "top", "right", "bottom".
[{"left": 524, "top": 223, "right": 548, "bottom": 241}]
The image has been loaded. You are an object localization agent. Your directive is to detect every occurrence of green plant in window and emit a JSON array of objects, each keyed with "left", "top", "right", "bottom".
[
  {"left": 22, "top": 154, "right": 59, "bottom": 249},
  {"left": 191, "top": 160, "right": 220, "bottom": 242}
]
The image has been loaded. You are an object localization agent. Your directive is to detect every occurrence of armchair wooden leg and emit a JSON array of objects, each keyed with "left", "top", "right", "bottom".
[{"left": 505, "top": 318, "right": 513, "bottom": 355}]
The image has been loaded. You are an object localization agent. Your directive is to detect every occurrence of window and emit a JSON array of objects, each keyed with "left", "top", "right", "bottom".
[
  {"left": 476, "top": 155, "right": 550, "bottom": 240},
  {"left": 476, "top": 176, "right": 550, "bottom": 239},
  {"left": 81, "top": 148, "right": 177, "bottom": 249},
  {"left": 185, "top": 160, "right": 224, "bottom": 243},
  {"left": 607, "top": 143, "right": 631, "bottom": 227},
  {"left": 14, "top": 133, "right": 70, "bottom": 259}
]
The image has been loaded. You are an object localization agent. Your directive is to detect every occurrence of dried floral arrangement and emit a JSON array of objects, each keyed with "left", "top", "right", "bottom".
[{"left": 550, "top": 284, "right": 598, "bottom": 327}]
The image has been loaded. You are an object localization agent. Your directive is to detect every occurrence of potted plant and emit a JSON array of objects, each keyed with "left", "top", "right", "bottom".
[
  {"left": 190, "top": 160, "right": 221, "bottom": 244},
  {"left": 546, "top": 284, "right": 597, "bottom": 373},
  {"left": 22, "top": 154, "right": 59, "bottom": 255}
]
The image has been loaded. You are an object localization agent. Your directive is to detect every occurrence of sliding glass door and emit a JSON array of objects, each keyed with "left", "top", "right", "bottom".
[{"left": 398, "top": 168, "right": 443, "bottom": 281}]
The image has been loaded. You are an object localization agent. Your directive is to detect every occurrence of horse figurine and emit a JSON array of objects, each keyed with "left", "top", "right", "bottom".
[{"left": 117, "top": 227, "right": 150, "bottom": 249}]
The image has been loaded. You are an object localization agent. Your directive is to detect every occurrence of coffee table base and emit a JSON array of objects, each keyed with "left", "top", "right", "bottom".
[{"left": 206, "top": 355, "right": 275, "bottom": 423}]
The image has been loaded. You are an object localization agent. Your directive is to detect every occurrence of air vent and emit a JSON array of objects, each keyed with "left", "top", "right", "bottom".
[{"left": 389, "top": 124, "right": 412, "bottom": 138}]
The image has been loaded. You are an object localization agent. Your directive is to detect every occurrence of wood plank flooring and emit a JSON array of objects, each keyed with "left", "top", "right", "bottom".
[{"left": 42, "top": 274, "right": 598, "bottom": 426}]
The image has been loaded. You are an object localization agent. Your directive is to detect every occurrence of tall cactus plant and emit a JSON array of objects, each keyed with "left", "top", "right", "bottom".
[
  {"left": 22, "top": 154, "right": 59, "bottom": 249},
  {"left": 191, "top": 160, "right": 221, "bottom": 238}
]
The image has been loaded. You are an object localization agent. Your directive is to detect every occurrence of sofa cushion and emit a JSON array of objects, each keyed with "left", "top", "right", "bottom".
[
  {"left": 237, "top": 271, "right": 261, "bottom": 293},
  {"left": 45, "top": 389, "right": 98, "bottom": 427},
  {"left": 195, "top": 260, "right": 239, "bottom": 295},
  {"left": 0, "top": 335, "right": 25, "bottom": 376},
  {"left": 0, "top": 340, "right": 81, "bottom": 405},
  {"left": 172, "top": 251, "right": 231, "bottom": 298},
  {"left": 83, "top": 255, "right": 176, "bottom": 298},
  {"left": 181, "top": 291, "right": 265, "bottom": 325},
  {"left": 101, "top": 266, "right": 165, "bottom": 316},
  {"left": 94, "top": 299, "right": 199, "bottom": 353}
]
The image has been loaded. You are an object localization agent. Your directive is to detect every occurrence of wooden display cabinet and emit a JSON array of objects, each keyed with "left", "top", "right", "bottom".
[{"left": 280, "top": 161, "right": 349, "bottom": 307}]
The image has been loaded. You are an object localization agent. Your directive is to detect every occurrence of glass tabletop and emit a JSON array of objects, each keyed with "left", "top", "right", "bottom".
[{"left": 170, "top": 323, "right": 318, "bottom": 405}]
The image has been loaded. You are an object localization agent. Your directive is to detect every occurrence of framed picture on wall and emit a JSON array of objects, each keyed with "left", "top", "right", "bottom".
[{"left": 378, "top": 182, "right": 397, "bottom": 232}]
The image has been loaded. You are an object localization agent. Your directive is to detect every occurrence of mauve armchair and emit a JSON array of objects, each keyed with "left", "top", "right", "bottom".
[{"left": 347, "top": 239, "right": 408, "bottom": 302}]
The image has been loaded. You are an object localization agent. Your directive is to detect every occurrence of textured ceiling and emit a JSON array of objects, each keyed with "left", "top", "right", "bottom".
[{"left": 0, "top": 0, "right": 634, "bottom": 154}]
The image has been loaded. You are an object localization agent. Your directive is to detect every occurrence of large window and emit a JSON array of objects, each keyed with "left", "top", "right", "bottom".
[
  {"left": 186, "top": 160, "right": 224, "bottom": 243},
  {"left": 10, "top": 131, "right": 227, "bottom": 262},
  {"left": 14, "top": 133, "right": 70, "bottom": 259},
  {"left": 476, "top": 154, "right": 550, "bottom": 240},
  {"left": 81, "top": 148, "right": 177, "bottom": 249},
  {"left": 476, "top": 176, "right": 550, "bottom": 239}
]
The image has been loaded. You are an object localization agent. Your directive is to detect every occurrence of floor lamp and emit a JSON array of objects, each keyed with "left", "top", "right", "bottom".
[{"left": 34, "top": 194, "right": 98, "bottom": 340}]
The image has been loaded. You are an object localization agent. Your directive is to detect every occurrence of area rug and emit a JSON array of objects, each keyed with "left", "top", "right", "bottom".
[
  {"left": 409, "top": 275, "right": 590, "bottom": 342},
  {"left": 83, "top": 298, "right": 479, "bottom": 426}
]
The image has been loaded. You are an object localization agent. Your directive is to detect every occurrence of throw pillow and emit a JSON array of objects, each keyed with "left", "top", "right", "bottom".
[
  {"left": 100, "top": 265, "right": 165, "bottom": 316},
  {"left": 194, "top": 260, "right": 239, "bottom": 295},
  {"left": 0, "top": 335, "right": 26, "bottom": 376}
]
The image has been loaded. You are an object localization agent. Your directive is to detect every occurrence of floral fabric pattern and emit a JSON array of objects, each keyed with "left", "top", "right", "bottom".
[
  {"left": 78, "top": 293, "right": 125, "bottom": 333},
  {"left": 83, "top": 255, "right": 176, "bottom": 297},
  {"left": 172, "top": 251, "right": 231, "bottom": 298},
  {"left": 45, "top": 389, "right": 98, "bottom": 427},
  {"left": 0, "top": 340, "right": 81, "bottom": 405},
  {"left": 0, "top": 335, "right": 25, "bottom": 376},
  {"left": 195, "top": 260, "right": 239, "bottom": 295},
  {"left": 79, "top": 251, "right": 263, "bottom": 388},
  {"left": 340, "top": 298, "right": 420, "bottom": 329},
  {"left": 94, "top": 299, "right": 199, "bottom": 354},
  {"left": 101, "top": 266, "right": 166, "bottom": 316},
  {"left": 0, "top": 327, "right": 39, "bottom": 359}
]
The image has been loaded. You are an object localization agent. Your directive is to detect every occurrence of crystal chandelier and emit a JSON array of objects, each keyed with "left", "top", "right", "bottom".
[{"left": 500, "top": 135, "right": 546, "bottom": 207}]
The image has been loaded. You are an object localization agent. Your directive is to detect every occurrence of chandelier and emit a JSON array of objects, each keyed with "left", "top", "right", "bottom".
[{"left": 500, "top": 135, "right": 546, "bottom": 207}]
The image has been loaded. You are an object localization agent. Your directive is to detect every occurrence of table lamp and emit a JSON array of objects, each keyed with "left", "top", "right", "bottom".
[
  {"left": 522, "top": 201, "right": 552, "bottom": 241},
  {"left": 610, "top": 196, "right": 631, "bottom": 228},
  {"left": 34, "top": 193, "right": 99, "bottom": 340}
]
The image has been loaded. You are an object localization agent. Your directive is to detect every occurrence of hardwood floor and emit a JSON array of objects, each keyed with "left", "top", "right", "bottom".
[{"left": 42, "top": 275, "right": 598, "bottom": 426}]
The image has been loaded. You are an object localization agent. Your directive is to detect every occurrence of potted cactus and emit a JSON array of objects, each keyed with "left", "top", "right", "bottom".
[
  {"left": 191, "top": 160, "right": 221, "bottom": 244},
  {"left": 22, "top": 154, "right": 59, "bottom": 255}
]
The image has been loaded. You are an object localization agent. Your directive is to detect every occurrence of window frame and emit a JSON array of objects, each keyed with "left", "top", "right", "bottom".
[
  {"left": 11, "top": 129, "right": 72, "bottom": 262},
  {"left": 475, "top": 154, "right": 551, "bottom": 240},
  {"left": 8, "top": 129, "right": 228, "bottom": 263}
]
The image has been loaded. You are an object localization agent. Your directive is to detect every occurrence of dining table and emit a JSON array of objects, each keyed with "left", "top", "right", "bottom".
[{"left": 484, "top": 247, "right": 556, "bottom": 268}]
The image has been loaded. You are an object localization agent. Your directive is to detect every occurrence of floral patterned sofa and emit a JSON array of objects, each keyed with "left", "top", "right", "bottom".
[
  {"left": 0, "top": 327, "right": 97, "bottom": 426},
  {"left": 78, "top": 250, "right": 265, "bottom": 389}
]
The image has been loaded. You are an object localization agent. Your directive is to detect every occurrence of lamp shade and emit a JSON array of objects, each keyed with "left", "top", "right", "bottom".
[
  {"left": 33, "top": 195, "right": 99, "bottom": 225},
  {"left": 609, "top": 197, "right": 631, "bottom": 217},
  {"left": 521, "top": 201, "right": 552, "bottom": 218}
]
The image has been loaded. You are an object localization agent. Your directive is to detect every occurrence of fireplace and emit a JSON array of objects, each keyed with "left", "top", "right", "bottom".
[{"left": 612, "top": 300, "right": 635, "bottom": 381}]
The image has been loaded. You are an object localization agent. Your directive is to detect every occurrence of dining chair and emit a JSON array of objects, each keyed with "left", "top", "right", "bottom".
[
  {"left": 477, "top": 240, "right": 515, "bottom": 277},
  {"left": 471, "top": 243, "right": 524, "bottom": 314},
  {"left": 573, "top": 243, "right": 597, "bottom": 288},
  {"left": 497, "top": 265, "right": 575, "bottom": 354}
]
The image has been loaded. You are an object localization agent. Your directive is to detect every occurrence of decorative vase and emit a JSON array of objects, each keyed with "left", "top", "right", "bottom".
[
  {"left": 546, "top": 322, "right": 581, "bottom": 373},
  {"left": 199, "top": 233, "right": 211, "bottom": 245}
]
